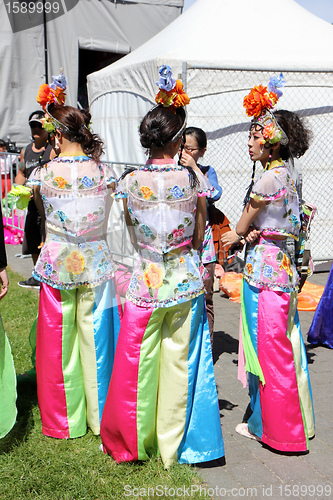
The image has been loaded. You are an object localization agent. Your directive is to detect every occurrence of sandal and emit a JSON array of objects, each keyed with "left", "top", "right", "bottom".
[{"left": 235, "top": 423, "right": 260, "bottom": 441}]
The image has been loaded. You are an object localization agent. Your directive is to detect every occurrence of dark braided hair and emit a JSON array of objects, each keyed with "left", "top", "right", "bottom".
[{"left": 243, "top": 161, "right": 257, "bottom": 208}]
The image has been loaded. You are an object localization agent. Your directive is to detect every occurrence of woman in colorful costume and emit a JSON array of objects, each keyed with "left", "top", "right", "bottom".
[
  {"left": 307, "top": 262, "right": 333, "bottom": 348},
  {"left": 0, "top": 202, "right": 17, "bottom": 438},
  {"left": 100, "top": 66, "right": 224, "bottom": 468},
  {"left": 222, "top": 75, "right": 315, "bottom": 452},
  {"left": 29, "top": 72, "right": 121, "bottom": 439}
]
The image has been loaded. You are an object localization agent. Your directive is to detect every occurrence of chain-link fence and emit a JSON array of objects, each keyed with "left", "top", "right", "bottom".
[{"left": 182, "top": 66, "right": 333, "bottom": 263}]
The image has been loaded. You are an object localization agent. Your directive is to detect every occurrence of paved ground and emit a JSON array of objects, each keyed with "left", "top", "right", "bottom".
[
  {"left": 199, "top": 270, "right": 332, "bottom": 500},
  {"left": 6, "top": 245, "right": 333, "bottom": 500}
]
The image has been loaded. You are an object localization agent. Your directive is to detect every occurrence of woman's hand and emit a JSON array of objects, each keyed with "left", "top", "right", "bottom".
[
  {"left": 0, "top": 268, "right": 9, "bottom": 300},
  {"left": 245, "top": 228, "right": 260, "bottom": 243},
  {"left": 221, "top": 230, "right": 243, "bottom": 248},
  {"left": 179, "top": 150, "right": 201, "bottom": 173}
]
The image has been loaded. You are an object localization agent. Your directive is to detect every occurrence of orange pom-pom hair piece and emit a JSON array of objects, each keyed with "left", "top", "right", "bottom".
[{"left": 243, "top": 85, "right": 278, "bottom": 118}]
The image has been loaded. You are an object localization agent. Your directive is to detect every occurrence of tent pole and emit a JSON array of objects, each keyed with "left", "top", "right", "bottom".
[
  {"left": 182, "top": 61, "right": 187, "bottom": 91},
  {"left": 43, "top": 0, "right": 49, "bottom": 83}
]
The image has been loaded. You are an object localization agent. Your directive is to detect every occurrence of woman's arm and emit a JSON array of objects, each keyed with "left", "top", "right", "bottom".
[
  {"left": 15, "top": 147, "right": 26, "bottom": 184},
  {"left": 221, "top": 198, "right": 266, "bottom": 247},
  {"left": 236, "top": 198, "right": 266, "bottom": 235},
  {"left": 0, "top": 268, "right": 9, "bottom": 300},
  {"left": 192, "top": 196, "right": 207, "bottom": 250},
  {"left": 205, "top": 167, "right": 222, "bottom": 202}
]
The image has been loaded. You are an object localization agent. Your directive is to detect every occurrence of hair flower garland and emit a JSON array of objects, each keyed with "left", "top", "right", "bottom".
[
  {"left": 36, "top": 69, "right": 69, "bottom": 136},
  {"left": 37, "top": 69, "right": 67, "bottom": 110},
  {"left": 262, "top": 121, "right": 282, "bottom": 144},
  {"left": 156, "top": 65, "right": 176, "bottom": 92},
  {"left": 244, "top": 74, "right": 288, "bottom": 146},
  {"left": 41, "top": 114, "right": 57, "bottom": 134},
  {"left": 267, "top": 73, "right": 285, "bottom": 98},
  {"left": 155, "top": 65, "right": 190, "bottom": 109},
  {"left": 243, "top": 84, "right": 278, "bottom": 118}
]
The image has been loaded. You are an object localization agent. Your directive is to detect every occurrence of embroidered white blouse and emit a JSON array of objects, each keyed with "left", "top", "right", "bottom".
[
  {"left": 28, "top": 154, "right": 116, "bottom": 289},
  {"left": 243, "top": 159, "right": 301, "bottom": 292},
  {"left": 250, "top": 160, "right": 300, "bottom": 240}
]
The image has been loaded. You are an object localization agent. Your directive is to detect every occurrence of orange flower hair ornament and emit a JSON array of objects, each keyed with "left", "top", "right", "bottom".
[
  {"left": 244, "top": 74, "right": 288, "bottom": 146},
  {"left": 155, "top": 65, "right": 190, "bottom": 110},
  {"left": 36, "top": 69, "right": 69, "bottom": 135},
  {"left": 37, "top": 70, "right": 67, "bottom": 110}
]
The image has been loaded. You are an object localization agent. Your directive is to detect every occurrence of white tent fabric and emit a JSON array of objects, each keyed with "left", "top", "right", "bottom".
[
  {"left": 87, "top": 0, "right": 333, "bottom": 263},
  {"left": 0, "top": 0, "right": 182, "bottom": 146},
  {"left": 88, "top": 0, "right": 333, "bottom": 160}
]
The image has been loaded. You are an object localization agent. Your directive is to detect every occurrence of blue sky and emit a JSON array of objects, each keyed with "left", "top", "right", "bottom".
[{"left": 183, "top": 0, "right": 333, "bottom": 24}]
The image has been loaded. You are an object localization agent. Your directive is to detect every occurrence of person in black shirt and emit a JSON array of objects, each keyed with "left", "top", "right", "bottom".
[{"left": 15, "top": 111, "right": 55, "bottom": 289}]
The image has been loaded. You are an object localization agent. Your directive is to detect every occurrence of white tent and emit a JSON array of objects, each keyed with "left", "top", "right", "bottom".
[
  {"left": 88, "top": 0, "right": 333, "bottom": 263},
  {"left": 0, "top": 0, "right": 183, "bottom": 146}
]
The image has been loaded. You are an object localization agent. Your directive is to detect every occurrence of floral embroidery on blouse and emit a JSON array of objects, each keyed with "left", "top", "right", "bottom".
[
  {"left": 249, "top": 162, "right": 300, "bottom": 240},
  {"left": 170, "top": 185, "right": 184, "bottom": 198},
  {"left": 243, "top": 238, "right": 299, "bottom": 292},
  {"left": 143, "top": 263, "right": 163, "bottom": 290},
  {"left": 129, "top": 180, "right": 158, "bottom": 201},
  {"left": 80, "top": 176, "right": 95, "bottom": 188},
  {"left": 64, "top": 250, "right": 85, "bottom": 275},
  {"left": 139, "top": 224, "right": 156, "bottom": 240},
  {"left": 54, "top": 210, "right": 68, "bottom": 223},
  {"left": 140, "top": 185, "right": 154, "bottom": 200},
  {"left": 53, "top": 175, "right": 71, "bottom": 190},
  {"left": 167, "top": 185, "right": 190, "bottom": 199},
  {"left": 127, "top": 246, "right": 204, "bottom": 306},
  {"left": 200, "top": 222, "right": 216, "bottom": 264}
]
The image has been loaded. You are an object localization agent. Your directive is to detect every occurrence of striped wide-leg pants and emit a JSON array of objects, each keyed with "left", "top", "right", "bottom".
[
  {"left": 36, "top": 280, "right": 121, "bottom": 439},
  {"left": 100, "top": 293, "right": 224, "bottom": 467}
]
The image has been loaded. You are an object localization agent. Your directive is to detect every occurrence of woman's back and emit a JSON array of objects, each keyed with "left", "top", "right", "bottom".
[
  {"left": 122, "top": 159, "right": 208, "bottom": 255},
  {"left": 30, "top": 155, "right": 116, "bottom": 289},
  {"left": 38, "top": 156, "right": 114, "bottom": 237},
  {"left": 119, "top": 158, "right": 213, "bottom": 308}
]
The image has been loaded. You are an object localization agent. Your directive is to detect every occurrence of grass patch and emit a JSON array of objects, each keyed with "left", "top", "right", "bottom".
[{"left": 0, "top": 268, "right": 212, "bottom": 499}]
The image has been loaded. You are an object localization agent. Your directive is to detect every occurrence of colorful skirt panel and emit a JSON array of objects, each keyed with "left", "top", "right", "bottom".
[
  {"left": 241, "top": 280, "right": 315, "bottom": 452},
  {"left": 100, "top": 294, "right": 224, "bottom": 467},
  {"left": 36, "top": 280, "right": 121, "bottom": 439},
  {"left": 0, "top": 316, "right": 17, "bottom": 438}
]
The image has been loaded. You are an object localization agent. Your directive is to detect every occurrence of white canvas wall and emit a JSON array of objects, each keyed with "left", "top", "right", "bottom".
[{"left": 0, "top": 0, "right": 183, "bottom": 146}]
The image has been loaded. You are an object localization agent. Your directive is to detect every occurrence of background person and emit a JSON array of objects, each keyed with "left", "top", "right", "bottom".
[
  {"left": 100, "top": 66, "right": 224, "bottom": 468},
  {"left": 0, "top": 139, "right": 13, "bottom": 200},
  {"left": 222, "top": 76, "right": 314, "bottom": 452},
  {"left": 307, "top": 262, "right": 333, "bottom": 348},
  {"left": 179, "top": 126, "right": 222, "bottom": 344},
  {"left": 15, "top": 111, "right": 55, "bottom": 289}
]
